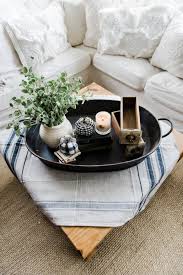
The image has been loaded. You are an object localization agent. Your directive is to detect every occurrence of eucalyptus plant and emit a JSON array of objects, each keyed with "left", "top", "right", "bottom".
[{"left": 8, "top": 67, "right": 85, "bottom": 135}]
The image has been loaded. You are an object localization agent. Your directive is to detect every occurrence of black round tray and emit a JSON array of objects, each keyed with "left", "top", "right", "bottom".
[{"left": 25, "top": 98, "right": 170, "bottom": 172}]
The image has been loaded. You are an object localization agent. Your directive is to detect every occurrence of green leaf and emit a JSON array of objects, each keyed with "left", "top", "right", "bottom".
[
  {"left": 21, "top": 67, "right": 28, "bottom": 74},
  {"left": 22, "top": 89, "right": 28, "bottom": 93},
  {"left": 8, "top": 68, "right": 84, "bottom": 129}
]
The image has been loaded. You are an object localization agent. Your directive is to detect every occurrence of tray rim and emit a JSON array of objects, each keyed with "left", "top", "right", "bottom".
[{"left": 25, "top": 97, "right": 162, "bottom": 170}]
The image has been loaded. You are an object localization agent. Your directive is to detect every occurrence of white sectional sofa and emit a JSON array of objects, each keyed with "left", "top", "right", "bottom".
[{"left": 0, "top": 0, "right": 183, "bottom": 132}]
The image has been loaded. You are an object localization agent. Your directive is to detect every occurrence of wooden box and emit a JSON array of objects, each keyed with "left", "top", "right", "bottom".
[
  {"left": 112, "top": 108, "right": 145, "bottom": 158},
  {"left": 112, "top": 97, "right": 142, "bottom": 144}
]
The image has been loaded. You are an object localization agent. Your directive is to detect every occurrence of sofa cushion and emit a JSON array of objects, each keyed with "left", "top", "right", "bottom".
[
  {"left": 93, "top": 53, "right": 160, "bottom": 90},
  {"left": 98, "top": 5, "right": 176, "bottom": 58},
  {"left": 75, "top": 45, "right": 97, "bottom": 58},
  {"left": 151, "top": 14, "right": 183, "bottom": 79},
  {"left": 34, "top": 47, "right": 91, "bottom": 79},
  {"left": 145, "top": 72, "right": 183, "bottom": 132}
]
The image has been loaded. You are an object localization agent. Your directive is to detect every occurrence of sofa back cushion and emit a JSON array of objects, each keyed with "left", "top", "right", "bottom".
[
  {"left": 122, "top": 0, "right": 177, "bottom": 7},
  {"left": 26, "top": 0, "right": 87, "bottom": 46},
  {"left": 5, "top": 1, "right": 70, "bottom": 68},
  {"left": 98, "top": 5, "right": 176, "bottom": 58},
  {"left": 151, "top": 14, "right": 183, "bottom": 79},
  {"left": 62, "top": 0, "right": 86, "bottom": 46},
  {"left": 84, "top": 0, "right": 123, "bottom": 49}
]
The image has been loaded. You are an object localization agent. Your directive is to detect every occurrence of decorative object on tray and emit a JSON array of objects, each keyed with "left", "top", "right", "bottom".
[
  {"left": 75, "top": 114, "right": 112, "bottom": 152},
  {"left": 95, "top": 111, "right": 111, "bottom": 135},
  {"left": 54, "top": 150, "right": 81, "bottom": 164},
  {"left": 7, "top": 67, "right": 86, "bottom": 148},
  {"left": 59, "top": 136, "right": 79, "bottom": 155},
  {"left": 77, "top": 131, "right": 113, "bottom": 153},
  {"left": 39, "top": 118, "right": 73, "bottom": 149},
  {"left": 125, "top": 138, "right": 145, "bottom": 159},
  {"left": 120, "top": 97, "right": 142, "bottom": 144},
  {"left": 75, "top": 116, "right": 95, "bottom": 136},
  {"left": 112, "top": 97, "right": 145, "bottom": 159},
  {"left": 54, "top": 136, "right": 81, "bottom": 164}
]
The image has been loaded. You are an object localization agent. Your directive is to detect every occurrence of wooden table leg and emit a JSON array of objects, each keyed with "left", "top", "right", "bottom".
[{"left": 62, "top": 227, "right": 111, "bottom": 259}]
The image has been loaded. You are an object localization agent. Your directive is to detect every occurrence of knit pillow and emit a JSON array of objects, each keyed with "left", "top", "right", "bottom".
[
  {"left": 98, "top": 5, "right": 176, "bottom": 58},
  {"left": 151, "top": 14, "right": 183, "bottom": 79},
  {"left": 5, "top": 1, "right": 70, "bottom": 68},
  {"left": 83, "top": 0, "right": 123, "bottom": 49}
]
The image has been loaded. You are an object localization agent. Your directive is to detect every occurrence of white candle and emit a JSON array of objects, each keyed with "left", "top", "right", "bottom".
[{"left": 95, "top": 111, "right": 111, "bottom": 135}]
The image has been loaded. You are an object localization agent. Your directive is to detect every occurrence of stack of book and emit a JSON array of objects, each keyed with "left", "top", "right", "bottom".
[{"left": 76, "top": 131, "right": 113, "bottom": 153}]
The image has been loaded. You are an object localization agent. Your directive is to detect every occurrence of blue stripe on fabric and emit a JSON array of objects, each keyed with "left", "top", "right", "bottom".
[
  {"left": 145, "top": 156, "right": 156, "bottom": 188},
  {"left": 38, "top": 201, "right": 138, "bottom": 210},
  {"left": 160, "top": 145, "right": 166, "bottom": 171},
  {"left": 3, "top": 130, "right": 15, "bottom": 161},
  {"left": 21, "top": 151, "right": 29, "bottom": 183},
  {"left": 137, "top": 165, "right": 144, "bottom": 211},
  {"left": 3, "top": 130, "right": 16, "bottom": 174},
  {"left": 156, "top": 146, "right": 165, "bottom": 179},
  {"left": 144, "top": 158, "right": 152, "bottom": 190},
  {"left": 139, "top": 146, "right": 166, "bottom": 211},
  {"left": 11, "top": 134, "right": 24, "bottom": 173},
  {"left": 151, "top": 154, "right": 158, "bottom": 187},
  {"left": 137, "top": 166, "right": 143, "bottom": 198}
]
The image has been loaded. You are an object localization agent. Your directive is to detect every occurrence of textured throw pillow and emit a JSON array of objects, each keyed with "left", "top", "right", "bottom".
[
  {"left": 98, "top": 5, "right": 176, "bottom": 58},
  {"left": 5, "top": 1, "right": 70, "bottom": 68},
  {"left": 83, "top": 0, "right": 123, "bottom": 48},
  {"left": 0, "top": 22, "right": 21, "bottom": 75},
  {"left": 151, "top": 15, "right": 183, "bottom": 79},
  {"left": 122, "top": 0, "right": 177, "bottom": 8}
]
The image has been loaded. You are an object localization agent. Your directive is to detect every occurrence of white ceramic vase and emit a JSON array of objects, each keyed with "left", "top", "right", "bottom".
[{"left": 39, "top": 116, "right": 73, "bottom": 148}]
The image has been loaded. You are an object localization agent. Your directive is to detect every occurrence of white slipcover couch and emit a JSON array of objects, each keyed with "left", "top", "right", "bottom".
[{"left": 0, "top": 0, "right": 182, "bottom": 132}]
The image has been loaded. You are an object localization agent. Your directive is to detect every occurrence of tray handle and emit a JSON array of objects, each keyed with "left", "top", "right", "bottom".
[{"left": 158, "top": 118, "right": 173, "bottom": 138}]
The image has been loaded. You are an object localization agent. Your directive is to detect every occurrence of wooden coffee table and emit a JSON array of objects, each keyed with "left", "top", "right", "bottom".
[{"left": 61, "top": 83, "right": 183, "bottom": 259}]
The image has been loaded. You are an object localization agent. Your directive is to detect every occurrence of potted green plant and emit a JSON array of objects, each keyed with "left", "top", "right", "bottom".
[{"left": 8, "top": 67, "right": 85, "bottom": 148}]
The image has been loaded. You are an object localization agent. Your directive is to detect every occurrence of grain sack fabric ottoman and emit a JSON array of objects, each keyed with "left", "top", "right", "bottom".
[{"left": 0, "top": 122, "right": 180, "bottom": 227}]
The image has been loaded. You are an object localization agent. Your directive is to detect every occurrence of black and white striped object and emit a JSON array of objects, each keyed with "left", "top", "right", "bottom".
[
  {"left": 59, "top": 136, "right": 79, "bottom": 155},
  {"left": 75, "top": 117, "right": 95, "bottom": 136}
]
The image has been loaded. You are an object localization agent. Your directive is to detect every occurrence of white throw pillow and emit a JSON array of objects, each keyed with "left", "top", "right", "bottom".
[
  {"left": 122, "top": 0, "right": 177, "bottom": 8},
  {"left": 0, "top": 22, "right": 21, "bottom": 75},
  {"left": 5, "top": 1, "right": 70, "bottom": 68},
  {"left": 98, "top": 5, "right": 176, "bottom": 58},
  {"left": 83, "top": 0, "right": 123, "bottom": 48},
  {"left": 151, "top": 15, "right": 183, "bottom": 79}
]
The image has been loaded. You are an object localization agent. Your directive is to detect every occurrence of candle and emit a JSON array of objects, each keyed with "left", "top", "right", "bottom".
[{"left": 95, "top": 111, "right": 111, "bottom": 135}]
